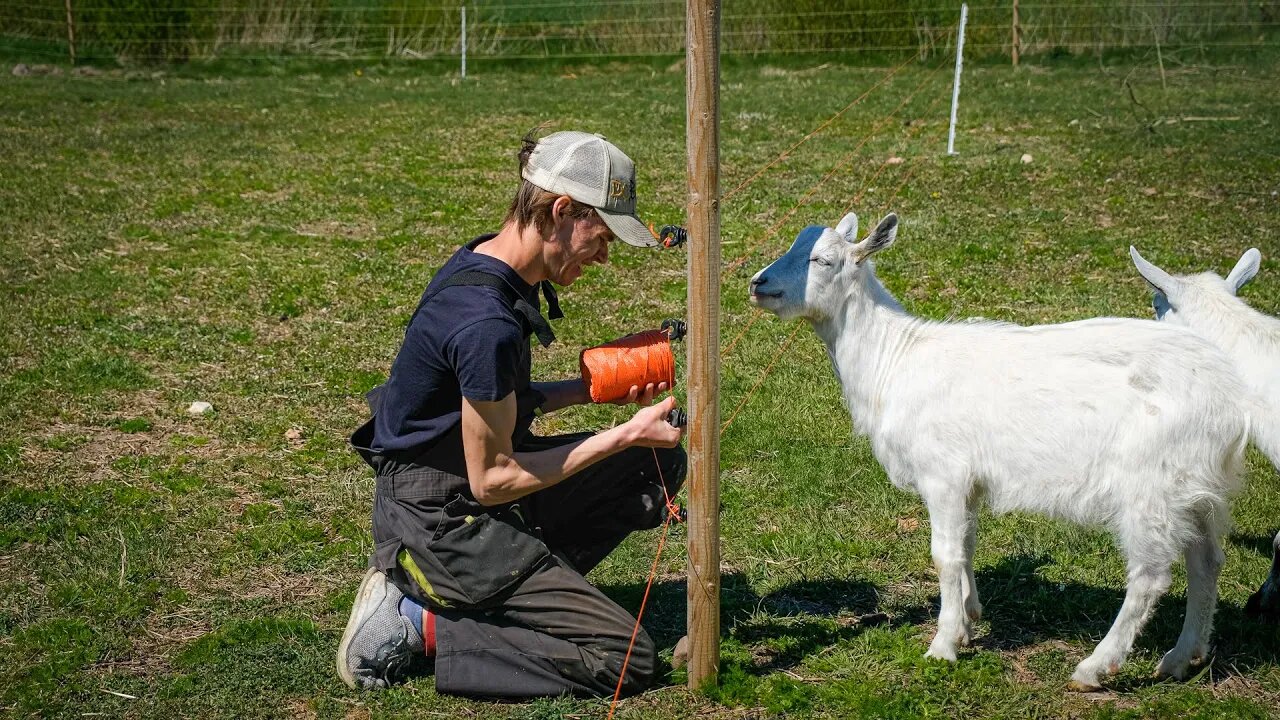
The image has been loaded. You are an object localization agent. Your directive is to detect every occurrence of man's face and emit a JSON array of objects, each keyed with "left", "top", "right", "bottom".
[{"left": 547, "top": 198, "right": 613, "bottom": 286}]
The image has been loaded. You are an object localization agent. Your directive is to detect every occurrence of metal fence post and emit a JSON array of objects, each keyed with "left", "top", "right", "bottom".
[{"left": 947, "top": 3, "right": 968, "bottom": 156}]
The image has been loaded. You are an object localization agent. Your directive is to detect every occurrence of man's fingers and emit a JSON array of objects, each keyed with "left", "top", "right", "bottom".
[{"left": 639, "top": 383, "right": 657, "bottom": 406}]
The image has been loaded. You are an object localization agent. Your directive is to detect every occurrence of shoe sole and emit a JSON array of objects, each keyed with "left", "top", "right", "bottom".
[{"left": 336, "top": 567, "right": 387, "bottom": 689}]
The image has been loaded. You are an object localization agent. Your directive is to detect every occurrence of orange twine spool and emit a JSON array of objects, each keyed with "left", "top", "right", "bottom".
[{"left": 579, "top": 329, "right": 677, "bottom": 404}]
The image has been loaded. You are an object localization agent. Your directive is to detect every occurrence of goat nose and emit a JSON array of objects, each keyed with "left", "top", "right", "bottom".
[{"left": 750, "top": 276, "right": 766, "bottom": 288}]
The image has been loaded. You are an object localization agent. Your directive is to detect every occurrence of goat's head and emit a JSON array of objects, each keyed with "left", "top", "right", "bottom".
[
  {"left": 1129, "top": 245, "right": 1261, "bottom": 325},
  {"left": 749, "top": 212, "right": 898, "bottom": 322}
]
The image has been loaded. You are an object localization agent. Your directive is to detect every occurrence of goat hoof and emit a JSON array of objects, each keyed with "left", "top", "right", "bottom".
[
  {"left": 963, "top": 598, "right": 983, "bottom": 622},
  {"left": 1066, "top": 679, "right": 1103, "bottom": 693},
  {"left": 1155, "top": 653, "right": 1191, "bottom": 680},
  {"left": 925, "top": 644, "right": 958, "bottom": 662}
]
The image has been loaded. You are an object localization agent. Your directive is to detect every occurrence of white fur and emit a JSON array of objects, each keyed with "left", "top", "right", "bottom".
[
  {"left": 750, "top": 213, "right": 1250, "bottom": 689},
  {"left": 1130, "top": 247, "right": 1280, "bottom": 464},
  {"left": 1130, "top": 246, "right": 1280, "bottom": 617}
]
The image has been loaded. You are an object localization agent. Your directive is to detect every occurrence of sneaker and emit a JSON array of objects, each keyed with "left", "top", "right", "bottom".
[{"left": 336, "top": 568, "right": 424, "bottom": 689}]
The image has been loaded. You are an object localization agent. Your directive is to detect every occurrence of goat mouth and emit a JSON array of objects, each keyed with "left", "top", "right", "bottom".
[{"left": 750, "top": 291, "right": 782, "bottom": 301}]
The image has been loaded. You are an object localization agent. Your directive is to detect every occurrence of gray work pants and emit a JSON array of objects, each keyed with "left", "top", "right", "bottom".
[{"left": 369, "top": 433, "right": 687, "bottom": 699}]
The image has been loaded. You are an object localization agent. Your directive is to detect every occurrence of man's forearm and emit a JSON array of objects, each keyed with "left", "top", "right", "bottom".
[
  {"left": 475, "top": 425, "right": 633, "bottom": 505},
  {"left": 532, "top": 378, "right": 591, "bottom": 413}
]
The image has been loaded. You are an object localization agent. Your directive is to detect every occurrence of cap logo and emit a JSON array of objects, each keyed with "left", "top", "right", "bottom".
[{"left": 609, "top": 179, "right": 626, "bottom": 203}]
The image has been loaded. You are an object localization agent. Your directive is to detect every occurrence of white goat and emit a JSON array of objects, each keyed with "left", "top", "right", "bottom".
[
  {"left": 1130, "top": 246, "right": 1280, "bottom": 619},
  {"left": 749, "top": 212, "right": 1251, "bottom": 690}
]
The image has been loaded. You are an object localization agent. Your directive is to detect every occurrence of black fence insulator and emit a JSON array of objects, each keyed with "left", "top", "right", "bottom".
[
  {"left": 661, "top": 318, "right": 687, "bottom": 341},
  {"left": 659, "top": 225, "right": 687, "bottom": 249}
]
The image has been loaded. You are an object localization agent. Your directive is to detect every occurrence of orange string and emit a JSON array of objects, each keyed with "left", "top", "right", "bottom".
[
  {"left": 721, "top": 310, "right": 764, "bottom": 358},
  {"left": 581, "top": 330, "right": 677, "bottom": 404},
  {"left": 608, "top": 448, "right": 677, "bottom": 720},
  {"left": 722, "top": 52, "right": 920, "bottom": 202},
  {"left": 721, "top": 323, "right": 803, "bottom": 434},
  {"left": 722, "top": 58, "right": 949, "bottom": 274},
  {"left": 609, "top": 49, "right": 953, "bottom": 715}
]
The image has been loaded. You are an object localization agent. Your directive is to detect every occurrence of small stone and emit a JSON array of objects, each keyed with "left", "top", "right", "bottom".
[
  {"left": 1021, "top": 153, "right": 1034, "bottom": 164},
  {"left": 186, "top": 401, "right": 213, "bottom": 416},
  {"left": 1142, "top": 187, "right": 1158, "bottom": 196},
  {"left": 886, "top": 156, "right": 905, "bottom": 165},
  {"left": 285, "top": 427, "right": 304, "bottom": 442},
  {"left": 12, "top": 64, "right": 29, "bottom": 76},
  {"left": 671, "top": 635, "right": 690, "bottom": 669}
]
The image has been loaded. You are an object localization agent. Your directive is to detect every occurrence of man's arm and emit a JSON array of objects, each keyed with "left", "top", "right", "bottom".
[
  {"left": 532, "top": 380, "right": 670, "bottom": 413},
  {"left": 531, "top": 379, "right": 590, "bottom": 413},
  {"left": 462, "top": 391, "right": 681, "bottom": 506}
]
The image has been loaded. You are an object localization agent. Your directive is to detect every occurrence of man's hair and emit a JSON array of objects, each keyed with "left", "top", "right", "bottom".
[{"left": 504, "top": 127, "right": 596, "bottom": 233}]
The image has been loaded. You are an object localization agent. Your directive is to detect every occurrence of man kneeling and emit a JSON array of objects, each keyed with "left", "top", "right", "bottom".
[{"left": 337, "top": 129, "right": 686, "bottom": 699}]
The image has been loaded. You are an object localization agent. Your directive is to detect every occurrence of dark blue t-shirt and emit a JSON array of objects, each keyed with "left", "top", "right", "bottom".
[{"left": 371, "top": 235, "right": 545, "bottom": 468}]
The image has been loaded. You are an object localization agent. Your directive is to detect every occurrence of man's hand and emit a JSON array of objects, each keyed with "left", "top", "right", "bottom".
[
  {"left": 462, "top": 392, "right": 682, "bottom": 506},
  {"left": 609, "top": 382, "right": 670, "bottom": 407},
  {"left": 619, "top": 395, "right": 684, "bottom": 448}
]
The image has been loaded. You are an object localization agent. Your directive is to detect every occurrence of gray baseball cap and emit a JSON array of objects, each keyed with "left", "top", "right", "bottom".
[{"left": 521, "top": 131, "right": 657, "bottom": 248}]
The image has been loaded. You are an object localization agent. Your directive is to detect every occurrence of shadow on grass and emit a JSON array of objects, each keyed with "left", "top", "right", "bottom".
[
  {"left": 1229, "top": 531, "right": 1278, "bottom": 560},
  {"left": 972, "top": 554, "right": 1280, "bottom": 684},
  {"left": 603, "top": 554, "right": 1280, "bottom": 689},
  {"left": 601, "top": 572, "right": 894, "bottom": 678}
]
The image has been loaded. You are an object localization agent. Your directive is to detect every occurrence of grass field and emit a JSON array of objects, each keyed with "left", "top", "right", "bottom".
[{"left": 2, "top": 47, "right": 1280, "bottom": 719}]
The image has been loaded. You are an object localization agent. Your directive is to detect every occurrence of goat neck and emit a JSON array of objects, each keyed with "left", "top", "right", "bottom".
[{"left": 811, "top": 262, "right": 918, "bottom": 432}]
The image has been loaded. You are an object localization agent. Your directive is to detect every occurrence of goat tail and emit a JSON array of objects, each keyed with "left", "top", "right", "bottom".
[{"left": 1191, "top": 428, "right": 1245, "bottom": 542}]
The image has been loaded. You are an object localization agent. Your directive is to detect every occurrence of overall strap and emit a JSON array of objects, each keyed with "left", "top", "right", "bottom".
[
  {"left": 353, "top": 269, "right": 562, "bottom": 459},
  {"left": 412, "top": 270, "right": 561, "bottom": 348}
]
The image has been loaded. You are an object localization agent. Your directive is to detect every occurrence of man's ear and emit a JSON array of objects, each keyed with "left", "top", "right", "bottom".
[{"left": 550, "top": 195, "right": 575, "bottom": 226}]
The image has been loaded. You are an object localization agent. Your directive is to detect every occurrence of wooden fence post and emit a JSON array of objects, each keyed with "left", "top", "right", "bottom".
[
  {"left": 685, "top": 0, "right": 721, "bottom": 693},
  {"left": 1012, "top": 0, "right": 1020, "bottom": 67},
  {"left": 64, "top": 0, "right": 76, "bottom": 65}
]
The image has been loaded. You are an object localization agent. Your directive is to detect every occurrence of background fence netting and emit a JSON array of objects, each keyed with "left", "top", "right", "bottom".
[{"left": 2, "top": 1, "right": 1278, "bottom": 64}]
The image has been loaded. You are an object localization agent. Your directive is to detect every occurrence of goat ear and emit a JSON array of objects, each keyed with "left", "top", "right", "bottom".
[
  {"left": 834, "top": 212, "right": 859, "bottom": 243},
  {"left": 852, "top": 213, "right": 898, "bottom": 263},
  {"left": 1225, "top": 248, "right": 1261, "bottom": 295},
  {"left": 1129, "top": 246, "right": 1177, "bottom": 294}
]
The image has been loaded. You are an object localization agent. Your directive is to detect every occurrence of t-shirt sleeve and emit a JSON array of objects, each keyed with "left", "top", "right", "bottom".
[{"left": 446, "top": 317, "right": 524, "bottom": 402}]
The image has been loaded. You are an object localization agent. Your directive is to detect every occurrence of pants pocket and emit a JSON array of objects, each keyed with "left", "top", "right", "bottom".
[
  {"left": 371, "top": 535, "right": 403, "bottom": 573},
  {"left": 428, "top": 510, "right": 550, "bottom": 607},
  {"left": 398, "top": 544, "right": 472, "bottom": 609}
]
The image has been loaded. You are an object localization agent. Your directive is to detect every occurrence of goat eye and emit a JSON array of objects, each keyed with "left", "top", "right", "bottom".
[{"left": 810, "top": 256, "right": 831, "bottom": 267}]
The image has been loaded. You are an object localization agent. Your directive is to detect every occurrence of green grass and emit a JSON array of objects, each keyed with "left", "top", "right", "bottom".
[{"left": 2, "top": 44, "right": 1280, "bottom": 719}]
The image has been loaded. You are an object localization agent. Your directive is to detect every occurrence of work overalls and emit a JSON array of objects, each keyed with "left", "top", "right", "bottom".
[{"left": 351, "top": 270, "right": 686, "bottom": 699}]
